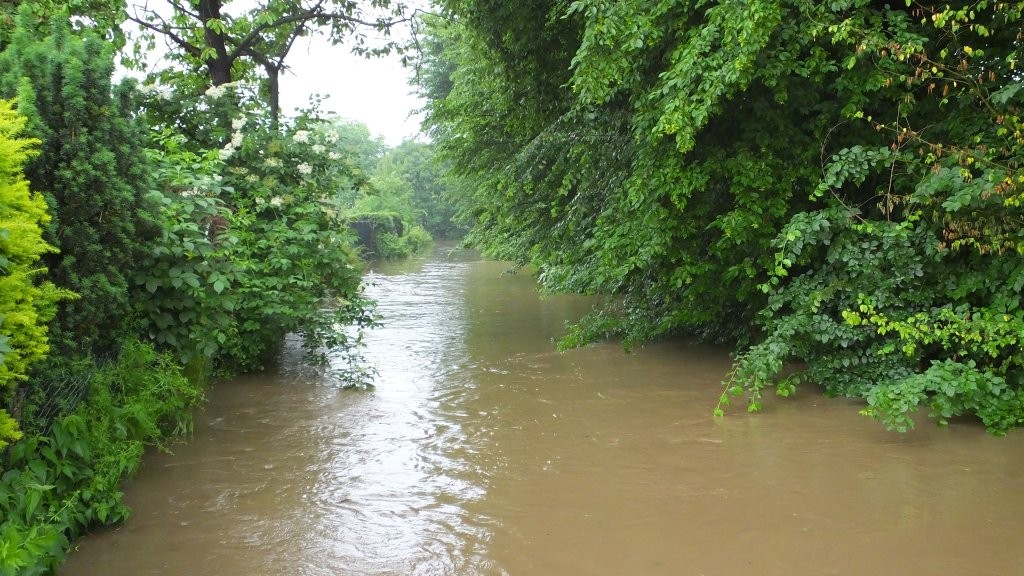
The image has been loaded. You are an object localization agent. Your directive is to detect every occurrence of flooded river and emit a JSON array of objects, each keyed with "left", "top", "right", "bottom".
[{"left": 63, "top": 244, "right": 1024, "bottom": 575}]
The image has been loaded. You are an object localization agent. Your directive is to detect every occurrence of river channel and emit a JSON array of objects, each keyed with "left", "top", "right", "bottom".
[{"left": 62, "top": 243, "right": 1024, "bottom": 575}]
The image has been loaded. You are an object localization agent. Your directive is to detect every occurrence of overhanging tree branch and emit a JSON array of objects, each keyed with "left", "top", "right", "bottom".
[
  {"left": 126, "top": 7, "right": 202, "bottom": 59},
  {"left": 125, "top": 0, "right": 415, "bottom": 123}
]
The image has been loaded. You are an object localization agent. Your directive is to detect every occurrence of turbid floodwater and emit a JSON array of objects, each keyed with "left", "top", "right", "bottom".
[{"left": 62, "top": 243, "right": 1024, "bottom": 575}]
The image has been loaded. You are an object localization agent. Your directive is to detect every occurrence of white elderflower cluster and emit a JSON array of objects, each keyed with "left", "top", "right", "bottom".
[
  {"left": 137, "top": 82, "right": 174, "bottom": 101},
  {"left": 297, "top": 162, "right": 313, "bottom": 176},
  {"left": 219, "top": 115, "right": 247, "bottom": 160},
  {"left": 264, "top": 157, "right": 282, "bottom": 168},
  {"left": 292, "top": 130, "right": 311, "bottom": 143},
  {"left": 204, "top": 81, "right": 239, "bottom": 100}
]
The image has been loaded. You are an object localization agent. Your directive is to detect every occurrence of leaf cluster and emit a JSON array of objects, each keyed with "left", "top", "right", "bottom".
[
  {"left": 0, "top": 341, "right": 203, "bottom": 574},
  {"left": 419, "top": 0, "right": 1024, "bottom": 432},
  {"left": 0, "top": 99, "right": 68, "bottom": 451},
  {"left": 0, "top": 17, "right": 159, "bottom": 362}
]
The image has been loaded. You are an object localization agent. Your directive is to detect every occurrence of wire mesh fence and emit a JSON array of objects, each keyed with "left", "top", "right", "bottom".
[{"left": 6, "top": 347, "right": 123, "bottom": 440}]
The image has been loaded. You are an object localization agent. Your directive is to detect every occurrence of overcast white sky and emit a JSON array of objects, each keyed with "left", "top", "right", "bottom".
[
  {"left": 125, "top": 1, "right": 427, "bottom": 146},
  {"left": 280, "top": 35, "right": 426, "bottom": 146}
]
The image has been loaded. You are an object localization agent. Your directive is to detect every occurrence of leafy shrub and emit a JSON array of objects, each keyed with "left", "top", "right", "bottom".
[
  {"left": 349, "top": 211, "right": 433, "bottom": 259},
  {"left": 374, "top": 225, "right": 433, "bottom": 260},
  {"left": 133, "top": 131, "right": 241, "bottom": 374},
  {"left": 0, "top": 341, "right": 203, "bottom": 574},
  {"left": 129, "top": 89, "right": 377, "bottom": 376},
  {"left": 417, "top": 0, "right": 1024, "bottom": 432},
  {"left": 0, "top": 98, "right": 67, "bottom": 450},
  {"left": 402, "top": 225, "right": 434, "bottom": 255},
  {"left": 214, "top": 120, "right": 375, "bottom": 371},
  {"left": 0, "top": 16, "right": 156, "bottom": 361},
  {"left": 719, "top": 156, "right": 1024, "bottom": 433}
]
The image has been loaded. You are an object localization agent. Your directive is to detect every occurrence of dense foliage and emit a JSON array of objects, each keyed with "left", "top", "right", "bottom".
[
  {"left": 0, "top": 17, "right": 157, "bottom": 361},
  {"left": 416, "top": 1, "right": 1024, "bottom": 432},
  {"left": 214, "top": 115, "right": 377, "bottom": 370},
  {"left": 0, "top": 342, "right": 202, "bottom": 574},
  {"left": 318, "top": 121, "right": 441, "bottom": 259},
  {"left": 386, "top": 141, "right": 466, "bottom": 239},
  {"left": 0, "top": 1, "right": 454, "bottom": 573},
  {"left": 0, "top": 0, "right": 124, "bottom": 49},
  {"left": 125, "top": 0, "right": 411, "bottom": 124},
  {"left": 0, "top": 99, "right": 63, "bottom": 451}
]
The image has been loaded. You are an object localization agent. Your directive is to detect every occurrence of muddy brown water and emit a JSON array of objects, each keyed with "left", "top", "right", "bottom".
[{"left": 62, "top": 244, "right": 1024, "bottom": 575}]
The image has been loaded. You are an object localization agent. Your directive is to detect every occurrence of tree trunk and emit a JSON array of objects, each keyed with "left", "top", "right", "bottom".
[
  {"left": 265, "top": 62, "right": 280, "bottom": 130},
  {"left": 200, "top": 0, "right": 233, "bottom": 86}
]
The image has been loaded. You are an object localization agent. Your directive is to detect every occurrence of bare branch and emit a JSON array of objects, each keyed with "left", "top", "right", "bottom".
[
  {"left": 166, "top": 0, "right": 200, "bottom": 20},
  {"left": 228, "top": 3, "right": 414, "bottom": 63},
  {"left": 126, "top": 6, "right": 203, "bottom": 59}
]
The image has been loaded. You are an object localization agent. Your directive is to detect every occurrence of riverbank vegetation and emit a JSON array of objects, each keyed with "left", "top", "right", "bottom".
[
  {"left": 0, "top": 1, "right": 457, "bottom": 572},
  {"left": 414, "top": 1, "right": 1024, "bottom": 434}
]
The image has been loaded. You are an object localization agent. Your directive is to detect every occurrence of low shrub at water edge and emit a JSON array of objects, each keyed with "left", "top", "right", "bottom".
[
  {"left": 376, "top": 225, "right": 433, "bottom": 260},
  {"left": 403, "top": 226, "right": 434, "bottom": 256},
  {"left": 0, "top": 341, "right": 203, "bottom": 575}
]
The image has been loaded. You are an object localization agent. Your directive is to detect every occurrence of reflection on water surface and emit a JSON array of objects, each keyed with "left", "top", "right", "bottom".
[{"left": 63, "top": 244, "right": 1024, "bottom": 575}]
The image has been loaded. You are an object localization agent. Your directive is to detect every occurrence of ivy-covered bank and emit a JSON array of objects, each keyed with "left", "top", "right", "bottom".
[
  {"left": 0, "top": 1, "right": 458, "bottom": 573},
  {"left": 415, "top": 1, "right": 1024, "bottom": 433}
]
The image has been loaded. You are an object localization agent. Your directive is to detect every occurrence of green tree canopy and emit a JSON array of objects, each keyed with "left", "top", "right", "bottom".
[
  {"left": 0, "top": 0, "right": 125, "bottom": 49},
  {"left": 416, "top": 0, "right": 1024, "bottom": 432},
  {"left": 126, "top": 0, "right": 415, "bottom": 125},
  {"left": 383, "top": 140, "right": 464, "bottom": 238}
]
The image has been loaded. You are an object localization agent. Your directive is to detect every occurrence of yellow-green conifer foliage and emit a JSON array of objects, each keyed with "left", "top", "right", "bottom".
[{"left": 0, "top": 98, "right": 63, "bottom": 448}]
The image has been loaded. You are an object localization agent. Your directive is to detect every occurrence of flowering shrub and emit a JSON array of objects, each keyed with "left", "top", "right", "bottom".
[
  {"left": 217, "top": 119, "right": 374, "bottom": 370},
  {"left": 128, "top": 76, "right": 378, "bottom": 375},
  {"left": 133, "top": 131, "right": 242, "bottom": 377}
]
